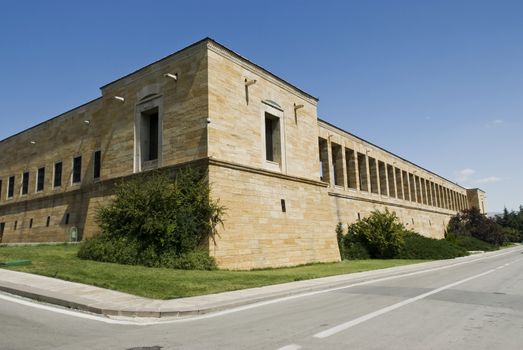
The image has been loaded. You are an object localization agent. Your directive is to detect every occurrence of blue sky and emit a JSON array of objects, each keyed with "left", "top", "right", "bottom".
[{"left": 1, "top": 0, "right": 521, "bottom": 212}]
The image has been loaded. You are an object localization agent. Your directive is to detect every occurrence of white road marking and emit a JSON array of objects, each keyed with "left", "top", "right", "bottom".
[
  {"left": 0, "top": 292, "right": 140, "bottom": 325},
  {"left": 0, "top": 248, "right": 520, "bottom": 326},
  {"left": 276, "top": 344, "right": 302, "bottom": 350},
  {"left": 313, "top": 266, "right": 500, "bottom": 338}
]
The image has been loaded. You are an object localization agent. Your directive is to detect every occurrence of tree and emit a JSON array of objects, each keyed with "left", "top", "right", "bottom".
[{"left": 447, "top": 207, "right": 506, "bottom": 245}]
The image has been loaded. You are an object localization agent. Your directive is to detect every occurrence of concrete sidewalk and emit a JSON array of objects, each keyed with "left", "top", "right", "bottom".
[{"left": 1, "top": 246, "right": 521, "bottom": 319}]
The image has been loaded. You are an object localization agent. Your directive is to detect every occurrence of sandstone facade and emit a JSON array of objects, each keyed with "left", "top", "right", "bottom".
[{"left": 0, "top": 38, "right": 487, "bottom": 269}]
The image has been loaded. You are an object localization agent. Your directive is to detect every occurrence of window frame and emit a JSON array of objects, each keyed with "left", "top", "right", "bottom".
[
  {"left": 36, "top": 166, "right": 45, "bottom": 193},
  {"left": 21, "top": 171, "right": 29, "bottom": 196},
  {"left": 93, "top": 150, "right": 101, "bottom": 180},
  {"left": 54, "top": 161, "right": 63, "bottom": 188},
  {"left": 72, "top": 155, "right": 82, "bottom": 184}
]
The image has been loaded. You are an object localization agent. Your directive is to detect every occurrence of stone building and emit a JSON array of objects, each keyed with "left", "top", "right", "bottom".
[{"left": 0, "top": 38, "right": 486, "bottom": 269}]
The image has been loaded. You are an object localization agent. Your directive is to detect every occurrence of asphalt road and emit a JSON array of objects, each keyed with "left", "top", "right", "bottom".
[{"left": 2, "top": 247, "right": 523, "bottom": 350}]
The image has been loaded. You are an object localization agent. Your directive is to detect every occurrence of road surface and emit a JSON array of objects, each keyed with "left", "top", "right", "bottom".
[{"left": 1, "top": 246, "right": 522, "bottom": 350}]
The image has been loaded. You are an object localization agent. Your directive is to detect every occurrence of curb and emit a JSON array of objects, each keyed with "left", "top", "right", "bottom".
[{"left": 1, "top": 246, "right": 521, "bottom": 319}]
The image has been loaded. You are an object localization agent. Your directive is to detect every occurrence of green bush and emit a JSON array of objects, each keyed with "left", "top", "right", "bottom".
[
  {"left": 336, "top": 210, "right": 470, "bottom": 261},
  {"left": 494, "top": 207, "right": 523, "bottom": 242},
  {"left": 347, "top": 209, "right": 405, "bottom": 259},
  {"left": 78, "top": 167, "right": 224, "bottom": 270},
  {"left": 344, "top": 241, "right": 371, "bottom": 260},
  {"left": 446, "top": 234, "right": 498, "bottom": 251},
  {"left": 398, "top": 231, "right": 468, "bottom": 259},
  {"left": 447, "top": 207, "right": 506, "bottom": 245}
]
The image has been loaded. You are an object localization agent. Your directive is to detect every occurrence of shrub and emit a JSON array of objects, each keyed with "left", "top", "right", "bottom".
[
  {"left": 447, "top": 207, "right": 506, "bottom": 245},
  {"left": 336, "top": 210, "right": 470, "bottom": 261},
  {"left": 344, "top": 241, "right": 371, "bottom": 260},
  {"left": 78, "top": 167, "right": 224, "bottom": 270},
  {"left": 398, "top": 231, "right": 468, "bottom": 259},
  {"left": 347, "top": 209, "right": 405, "bottom": 259},
  {"left": 446, "top": 234, "right": 498, "bottom": 251}
]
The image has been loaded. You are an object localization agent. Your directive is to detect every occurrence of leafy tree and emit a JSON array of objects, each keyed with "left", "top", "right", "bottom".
[
  {"left": 346, "top": 209, "right": 405, "bottom": 259},
  {"left": 78, "top": 167, "right": 225, "bottom": 270},
  {"left": 447, "top": 207, "right": 506, "bottom": 245}
]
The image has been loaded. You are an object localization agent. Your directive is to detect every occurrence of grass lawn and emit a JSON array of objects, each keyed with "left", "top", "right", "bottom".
[{"left": 0, "top": 244, "right": 427, "bottom": 299}]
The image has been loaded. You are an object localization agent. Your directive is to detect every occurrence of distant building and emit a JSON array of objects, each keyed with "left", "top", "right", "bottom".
[{"left": 0, "top": 38, "right": 486, "bottom": 269}]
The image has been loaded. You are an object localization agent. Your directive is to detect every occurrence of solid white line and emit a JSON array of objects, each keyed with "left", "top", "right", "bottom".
[
  {"left": 313, "top": 267, "right": 498, "bottom": 339},
  {"left": 0, "top": 248, "right": 520, "bottom": 326},
  {"left": 276, "top": 344, "right": 302, "bottom": 350},
  {"left": 0, "top": 292, "right": 140, "bottom": 325}
]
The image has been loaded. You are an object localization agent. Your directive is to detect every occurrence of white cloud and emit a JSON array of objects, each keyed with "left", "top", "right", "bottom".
[
  {"left": 456, "top": 168, "right": 475, "bottom": 182},
  {"left": 485, "top": 119, "right": 504, "bottom": 127},
  {"left": 475, "top": 176, "right": 501, "bottom": 184}
]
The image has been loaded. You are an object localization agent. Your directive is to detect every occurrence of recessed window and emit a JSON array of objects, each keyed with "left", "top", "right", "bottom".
[
  {"left": 72, "top": 156, "right": 82, "bottom": 183},
  {"left": 0, "top": 179, "right": 3, "bottom": 200},
  {"left": 264, "top": 113, "right": 281, "bottom": 163},
  {"left": 65, "top": 213, "right": 70, "bottom": 225},
  {"left": 412, "top": 218, "right": 415, "bottom": 225},
  {"left": 140, "top": 107, "right": 159, "bottom": 164},
  {"left": 46, "top": 216, "right": 51, "bottom": 227},
  {"left": 94, "top": 150, "right": 101, "bottom": 180},
  {"left": 357, "top": 213, "right": 361, "bottom": 221},
  {"left": 29, "top": 218, "right": 33, "bottom": 229},
  {"left": 37, "top": 167, "right": 45, "bottom": 192},
  {"left": 0, "top": 222, "right": 5, "bottom": 237},
  {"left": 21, "top": 172, "right": 29, "bottom": 195},
  {"left": 7, "top": 176, "right": 15, "bottom": 199},
  {"left": 54, "top": 162, "right": 62, "bottom": 188},
  {"left": 13, "top": 221, "right": 17, "bottom": 230},
  {"left": 281, "top": 199, "right": 286, "bottom": 213}
]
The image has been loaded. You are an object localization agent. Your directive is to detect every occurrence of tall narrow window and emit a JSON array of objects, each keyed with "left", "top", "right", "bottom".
[
  {"left": 395, "top": 168, "right": 403, "bottom": 199},
  {"left": 0, "top": 179, "right": 2, "bottom": 200},
  {"left": 265, "top": 113, "right": 281, "bottom": 163},
  {"left": 331, "top": 143, "right": 343, "bottom": 186},
  {"left": 7, "top": 176, "right": 15, "bottom": 198},
  {"left": 369, "top": 157, "right": 378, "bottom": 194},
  {"left": 29, "top": 218, "right": 33, "bottom": 229},
  {"left": 37, "top": 167, "right": 45, "bottom": 192},
  {"left": 94, "top": 150, "right": 101, "bottom": 179},
  {"left": 14, "top": 221, "right": 17, "bottom": 230},
  {"left": 65, "top": 213, "right": 70, "bottom": 225},
  {"left": 140, "top": 107, "right": 159, "bottom": 166},
  {"left": 409, "top": 173, "right": 416, "bottom": 202},
  {"left": 73, "top": 156, "right": 82, "bottom": 183},
  {"left": 46, "top": 216, "right": 51, "bottom": 227},
  {"left": 21, "top": 172, "right": 29, "bottom": 195},
  {"left": 402, "top": 171, "right": 410, "bottom": 201},
  {"left": 319, "top": 138, "right": 330, "bottom": 183},
  {"left": 345, "top": 148, "right": 357, "bottom": 189},
  {"left": 0, "top": 222, "right": 5, "bottom": 237},
  {"left": 387, "top": 164, "right": 396, "bottom": 198},
  {"left": 54, "top": 162, "right": 62, "bottom": 188},
  {"left": 357, "top": 153, "right": 368, "bottom": 191},
  {"left": 378, "top": 161, "right": 387, "bottom": 195}
]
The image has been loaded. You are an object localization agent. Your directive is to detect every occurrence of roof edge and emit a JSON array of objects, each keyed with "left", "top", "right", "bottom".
[
  {"left": 99, "top": 37, "right": 319, "bottom": 101},
  {"left": 0, "top": 97, "right": 102, "bottom": 145},
  {"left": 318, "top": 117, "right": 467, "bottom": 190}
]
